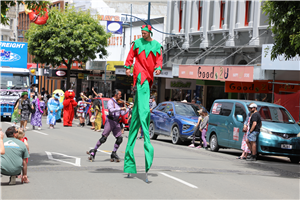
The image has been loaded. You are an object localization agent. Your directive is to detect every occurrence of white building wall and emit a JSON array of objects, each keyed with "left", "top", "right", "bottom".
[{"left": 168, "top": 0, "right": 270, "bottom": 49}]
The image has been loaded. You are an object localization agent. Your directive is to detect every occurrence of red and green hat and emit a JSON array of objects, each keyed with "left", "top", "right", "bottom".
[{"left": 141, "top": 25, "right": 153, "bottom": 36}]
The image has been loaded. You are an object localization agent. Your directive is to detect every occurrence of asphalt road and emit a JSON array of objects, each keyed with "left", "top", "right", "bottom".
[{"left": 1, "top": 117, "right": 299, "bottom": 199}]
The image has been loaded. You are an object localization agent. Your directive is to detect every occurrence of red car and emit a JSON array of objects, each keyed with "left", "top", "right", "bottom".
[{"left": 86, "top": 97, "right": 129, "bottom": 128}]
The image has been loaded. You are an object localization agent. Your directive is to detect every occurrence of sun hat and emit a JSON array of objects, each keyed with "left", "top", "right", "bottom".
[{"left": 249, "top": 103, "right": 257, "bottom": 108}]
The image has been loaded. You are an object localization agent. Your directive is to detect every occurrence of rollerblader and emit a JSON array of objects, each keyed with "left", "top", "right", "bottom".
[
  {"left": 87, "top": 89, "right": 131, "bottom": 162},
  {"left": 123, "top": 24, "right": 163, "bottom": 181}
]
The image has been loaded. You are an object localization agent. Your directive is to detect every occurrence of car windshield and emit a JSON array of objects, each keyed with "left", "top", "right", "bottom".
[
  {"left": 258, "top": 106, "right": 295, "bottom": 124},
  {"left": 174, "top": 103, "right": 200, "bottom": 117},
  {"left": 0, "top": 72, "right": 30, "bottom": 89}
]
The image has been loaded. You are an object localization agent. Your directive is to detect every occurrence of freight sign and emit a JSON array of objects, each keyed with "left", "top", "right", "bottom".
[
  {"left": 179, "top": 65, "right": 254, "bottom": 82},
  {"left": 0, "top": 41, "right": 28, "bottom": 68}
]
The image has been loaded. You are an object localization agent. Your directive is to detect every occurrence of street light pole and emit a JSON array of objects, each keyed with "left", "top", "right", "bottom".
[{"left": 104, "top": 63, "right": 109, "bottom": 97}]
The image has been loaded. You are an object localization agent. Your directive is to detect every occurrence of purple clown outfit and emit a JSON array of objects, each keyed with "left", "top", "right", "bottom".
[{"left": 87, "top": 97, "right": 130, "bottom": 162}]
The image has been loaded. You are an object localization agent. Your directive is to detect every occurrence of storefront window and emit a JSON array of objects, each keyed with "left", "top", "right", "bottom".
[{"left": 206, "top": 86, "right": 228, "bottom": 111}]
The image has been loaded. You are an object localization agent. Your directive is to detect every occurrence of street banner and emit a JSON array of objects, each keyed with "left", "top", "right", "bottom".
[
  {"left": 0, "top": 41, "right": 28, "bottom": 68},
  {"left": 179, "top": 65, "right": 254, "bottom": 82}
]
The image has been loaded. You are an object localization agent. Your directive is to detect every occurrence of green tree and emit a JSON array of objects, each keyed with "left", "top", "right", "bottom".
[
  {"left": 263, "top": 1, "right": 300, "bottom": 60},
  {"left": 25, "top": 7, "right": 111, "bottom": 89},
  {"left": 1, "top": 1, "right": 50, "bottom": 25}
]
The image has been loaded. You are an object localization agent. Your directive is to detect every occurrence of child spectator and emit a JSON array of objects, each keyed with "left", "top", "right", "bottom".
[
  {"left": 77, "top": 96, "right": 91, "bottom": 127},
  {"left": 17, "top": 129, "right": 29, "bottom": 163},
  {"left": 16, "top": 129, "right": 29, "bottom": 180}
]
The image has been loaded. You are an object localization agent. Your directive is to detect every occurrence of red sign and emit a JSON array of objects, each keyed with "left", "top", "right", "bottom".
[
  {"left": 179, "top": 65, "right": 254, "bottom": 82},
  {"left": 225, "top": 81, "right": 280, "bottom": 93},
  {"left": 211, "top": 103, "right": 221, "bottom": 114},
  {"left": 56, "top": 71, "right": 66, "bottom": 76}
]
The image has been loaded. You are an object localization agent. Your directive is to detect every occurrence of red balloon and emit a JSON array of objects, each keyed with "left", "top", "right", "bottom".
[{"left": 28, "top": 7, "right": 49, "bottom": 25}]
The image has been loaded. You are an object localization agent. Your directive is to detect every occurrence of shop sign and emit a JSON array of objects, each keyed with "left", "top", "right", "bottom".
[
  {"left": 0, "top": 41, "right": 28, "bottom": 68},
  {"left": 115, "top": 67, "right": 173, "bottom": 78},
  {"left": 102, "top": 74, "right": 116, "bottom": 81},
  {"left": 166, "top": 78, "right": 196, "bottom": 90},
  {"left": 179, "top": 65, "right": 254, "bottom": 82},
  {"left": 78, "top": 73, "right": 84, "bottom": 79},
  {"left": 87, "top": 75, "right": 102, "bottom": 81},
  {"left": 56, "top": 70, "right": 66, "bottom": 77},
  {"left": 155, "top": 68, "right": 173, "bottom": 78},
  {"left": 225, "top": 81, "right": 279, "bottom": 93},
  {"left": 115, "top": 67, "right": 127, "bottom": 75},
  {"left": 277, "top": 81, "right": 300, "bottom": 93},
  {"left": 43, "top": 67, "right": 50, "bottom": 76},
  {"left": 262, "top": 44, "right": 300, "bottom": 71}
]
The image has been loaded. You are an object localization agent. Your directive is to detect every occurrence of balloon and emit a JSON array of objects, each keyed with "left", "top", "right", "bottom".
[{"left": 25, "top": 5, "right": 49, "bottom": 25}]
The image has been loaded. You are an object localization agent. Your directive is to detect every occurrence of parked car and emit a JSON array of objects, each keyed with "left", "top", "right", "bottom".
[
  {"left": 206, "top": 99, "right": 300, "bottom": 163},
  {"left": 86, "top": 97, "right": 129, "bottom": 127},
  {"left": 149, "top": 101, "right": 200, "bottom": 144}
]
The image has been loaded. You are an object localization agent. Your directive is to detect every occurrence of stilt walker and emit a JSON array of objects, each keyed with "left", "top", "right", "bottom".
[{"left": 123, "top": 25, "right": 163, "bottom": 181}]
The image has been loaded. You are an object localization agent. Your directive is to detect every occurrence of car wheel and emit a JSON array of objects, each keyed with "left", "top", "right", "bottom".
[
  {"left": 210, "top": 134, "right": 219, "bottom": 152},
  {"left": 149, "top": 122, "right": 158, "bottom": 140},
  {"left": 171, "top": 126, "right": 182, "bottom": 144},
  {"left": 289, "top": 157, "right": 300, "bottom": 164}
]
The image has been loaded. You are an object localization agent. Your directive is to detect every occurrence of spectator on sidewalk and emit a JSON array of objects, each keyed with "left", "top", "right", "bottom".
[
  {"left": 189, "top": 109, "right": 203, "bottom": 148},
  {"left": 246, "top": 103, "right": 262, "bottom": 161},
  {"left": 149, "top": 96, "right": 157, "bottom": 112},
  {"left": 199, "top": 110, "right": 209, "bottom": 150},
  {"left": 237, "top": 104, "right": 253, "bottom": 159},
  {"left": 1, "top": 127, "right": 30, "bottom": 185}
]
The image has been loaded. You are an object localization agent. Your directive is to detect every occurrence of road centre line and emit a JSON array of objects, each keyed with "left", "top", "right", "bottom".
[
  {"left": 160, "top": 172, "right": 198, "bottom": 189},
  {"left": 89, "top": 147, "right": 111, "bottom": 155}
]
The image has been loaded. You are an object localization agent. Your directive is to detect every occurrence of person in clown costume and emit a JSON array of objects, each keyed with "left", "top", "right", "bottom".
[{"left": 123, "top": 25, "right": 163, "bottom": 179}]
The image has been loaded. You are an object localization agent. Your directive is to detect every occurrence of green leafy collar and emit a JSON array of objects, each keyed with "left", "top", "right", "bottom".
[{"left": 133, "top": 38, "right": 162, "bottom": 58}]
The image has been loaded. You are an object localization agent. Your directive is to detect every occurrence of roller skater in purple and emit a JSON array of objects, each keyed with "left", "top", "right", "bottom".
[{"left": 87, "top": 89, "right": 131, "bottom": 162}]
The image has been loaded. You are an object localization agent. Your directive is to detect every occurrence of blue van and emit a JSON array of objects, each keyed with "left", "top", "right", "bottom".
[{"left": 206, "top": 100, "right": 300, "bottom": 163}]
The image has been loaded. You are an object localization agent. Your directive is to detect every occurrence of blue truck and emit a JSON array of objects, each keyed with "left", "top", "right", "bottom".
[
  {"left": 0, "top": 41, "right": 31, "bottom": 120},
  {"left": 0, "top": 67, "right": 31, "bottom": 119}
]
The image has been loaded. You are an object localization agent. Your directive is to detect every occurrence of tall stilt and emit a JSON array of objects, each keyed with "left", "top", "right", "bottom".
[
  {"left": 127, "top": 173, "right": 131, "bottom": 178},
  {"left": 145, "top": 172, "right": 148, "bottom": 183}
]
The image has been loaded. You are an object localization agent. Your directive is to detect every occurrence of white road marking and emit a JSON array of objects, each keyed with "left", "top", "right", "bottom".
[
  {"left": 89, "top": 147, "right": 110, "bottom": 155},
  {"left": 45, "top": 151, "right": 81, "bottom": 167},
  {"left": 160, "top": 172, "right": 198, "bottom": 189},
  {"left": 32, "top": 130, "right": 48, "bottom": 135}
]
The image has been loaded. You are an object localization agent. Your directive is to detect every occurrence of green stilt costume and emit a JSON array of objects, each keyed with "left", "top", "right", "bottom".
[{"left": 124, "top": 25, "right": 163, "bottom": 174}]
